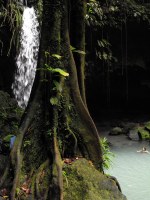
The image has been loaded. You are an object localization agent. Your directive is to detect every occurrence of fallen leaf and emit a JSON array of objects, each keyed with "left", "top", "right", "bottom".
[{"left": 88, "top": 160, "right": 94, "bottom": 166}]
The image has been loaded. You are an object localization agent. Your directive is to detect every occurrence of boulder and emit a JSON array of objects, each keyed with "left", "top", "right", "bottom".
[
  {"left": 128, "top": 129, "right": 139, "bottom": 140},
  {"left": 138, "top": 127, "right": 150, "bottom": 140},
  {"left": 109, "top": 127, "right": 123, "bottom": 136},
  {"left": 63, "top": 158, "right": 127, "bottom": 200},
  {"left": 128, "top": 126, "right": 150, "bottom": 141},
  {"left": 144, "top": 121, "right": 150, "bottom": 132},
  {"left": 121, "top": 122, "right": 139, "bottom": 135}
]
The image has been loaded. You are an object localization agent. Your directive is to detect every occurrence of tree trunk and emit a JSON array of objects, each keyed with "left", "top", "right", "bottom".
[
  {"left": 70, "top": 0, "right": 87, "bottom": 105},
  {"left": 0, "top": 1, "right": 103, "bottom": 199},
  {"left": 61, "top": 0, "right": 103, "bottom": 168}
]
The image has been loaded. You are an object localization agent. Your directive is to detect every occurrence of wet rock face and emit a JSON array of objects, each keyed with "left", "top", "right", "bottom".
[{"left": 63, "top": 158, "right": 127, "bottom": 200}]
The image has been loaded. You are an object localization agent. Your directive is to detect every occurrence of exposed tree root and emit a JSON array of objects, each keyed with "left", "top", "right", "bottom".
[
  {"left": 31, "top": 174, "right": 36, "bottom": 200},
  {"left": 30, "top": 159, "right": 50, "bottom": 200},
  {"left": 10, "top": 133, "right": 23, "bottom": 199},
  {"left": 65, "top": 116, "right": 78, "bottom": 156},
  {"left": 61, "top": 0, "right": 103, "bottom": 169},
  {"left": 50, "top": 104, "right": 63, "bottom": 200},
  {"left": 51, "top": 135, "right": 63, "bottom": 200},
  {"left": 9, "top": 88, "right": 42, "bottom": 199}
]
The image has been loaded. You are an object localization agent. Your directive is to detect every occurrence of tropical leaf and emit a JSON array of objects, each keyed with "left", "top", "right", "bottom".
[
  {"left": 73, "top": 50, "right": 86, "bottom": 55},
  {"left": 45, "top": 64, "right": 69, "bottom": 77},
  {"left": 70, "top": 45, "right": 86, "bottom": 55},
  {"left": 52, "top": 54, "right": 62, "bottom": 59},
  {"left": 70, "top": 45, "right": 76, "bottom": 51},
  {"left": 3, "top": 134, "right": 14, "bottom": 142},
  {"left": 53, "top": 68, "right": 69, "bottom": 77}
]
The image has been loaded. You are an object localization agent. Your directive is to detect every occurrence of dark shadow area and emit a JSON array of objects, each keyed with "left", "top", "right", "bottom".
[
  {"left": 86, "top": 21, "right": 150, "bottom": 121},
  {"left": 0, "top": 26, "right": 16, "bottom": 95}
]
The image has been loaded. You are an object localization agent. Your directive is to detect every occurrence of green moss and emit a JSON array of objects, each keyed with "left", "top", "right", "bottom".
[
  {"left": 35, "top": 160, "right": 51, "bottom": 198},
  {"left": 63, "top": 159, "right": 126, "bottom": 200},
  {"left": 22, "top": 129, "right": 47, "bottom": 172},
  {"left": 138, "top": 127, "right": 150, "bottom": 140},
  {"left": 0, "top": 91, "right": 23, "bottom": 138},
  {"left": 22, "top": 111, "right": 47, "bottom": 173},
  {"left": 37, "top": 0, "right": 43, "bottom": 19},
  {"left": 144, "top": 122, "right": 150, "bottom": 131}
]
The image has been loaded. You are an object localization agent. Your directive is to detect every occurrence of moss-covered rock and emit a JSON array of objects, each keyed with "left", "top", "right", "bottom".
[
  {"left": 0, "top": 90, "right": 23, "bottom": 138},
  {"left": 63, "top": 158, "right": 127, "bottom": 200},
  {"left": 138, "top": 127, "right": 150, "bottom": 140},
  {"left": 128, "top": 126, "right": 150, "bottom": 141},
  {"left": 144, "top": 121, "right": 150, "bottom": 132},
  {"left": 121, "top": 122, "right": 139, "bottom": 135}
]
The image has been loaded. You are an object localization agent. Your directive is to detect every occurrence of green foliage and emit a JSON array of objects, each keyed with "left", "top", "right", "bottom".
[
  {"left": 45, "top": 64, "right": 69, "bottom": 77},
  {"left": 45, "top": 65, "right": 69, "bottom": 106},
  {"left": 52, "top": 68, "right": 69, "bottom": 77},
  {"left": 86, "top": 0, "right": 150, "bottom": 29},
  {"left": 86, "top": 0, "right": 150, "bottom": 66},
  {"left": 37, "top": 0, "right": 43, "bottom": 19},
  {"left": 96, "top": 39, "right": 117, "bottom": 64},
  {"left": 16, "top": 187, "right": 20, "bottom": 196},
  {"left": 0, "top": 91, "right": 23, "bottom": 136},
  {"left": 52, "top": 54, "right": 62, "bottom": 59},
  {"left": 43, "top": 52, "right": 69, "bottom": 109},
  {"left": 44, "top": 52, "right": 69, "bottom": 77},
  {"left": 0, "top": 1, "right": 22, "bottom": 55},
  {"left": 47, "top": 129, "right": 52, "bottom": 136},
  {"left": 50, "top": 97, "right": 59, "bottom": 105},
  {"left": 70, "top": 45, "right": 86, "bottom": 55},
  {"left": 100, "top": 137, "right": 114, "bottom": 170},
  {"left": 53, "top": 80, "right": 63, "bottom": 92},
  {"left": 3, "top": 134, "right": 14, "bottom": 143},
  {"left": 86, "top": 1, "right": 104, "bottom": 27},
  {"left": 0, "top": 107, "right": 7, "bottom": 120}
]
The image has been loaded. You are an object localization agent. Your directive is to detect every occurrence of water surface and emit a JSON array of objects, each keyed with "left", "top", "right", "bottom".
[{"left": 106, "top": 134, "right": 150, "bottom": 200}]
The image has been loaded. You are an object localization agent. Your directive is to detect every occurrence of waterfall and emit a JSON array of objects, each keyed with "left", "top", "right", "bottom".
[{"left": 12, "top": 7, "right": 40, "bottom": 108}]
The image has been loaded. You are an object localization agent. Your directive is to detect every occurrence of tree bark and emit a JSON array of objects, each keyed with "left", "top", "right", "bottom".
[
  {"left": 0, "top": 0, "right": 103, "bottom": 199},
  {"left": 70, "top": 0, "right": 87, "bottom": 105},
  {"left": 61, "top": 0, "right": 103, "bottom": 168}
]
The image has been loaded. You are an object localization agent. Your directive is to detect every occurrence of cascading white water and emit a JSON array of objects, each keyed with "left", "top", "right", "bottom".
[{"left": 12, "top": 7, "right": 40, "bottom": 108}]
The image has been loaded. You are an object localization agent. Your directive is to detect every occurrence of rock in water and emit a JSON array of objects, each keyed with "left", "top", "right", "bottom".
[{"left": 109, "top": 127, "right": 123, "bottom": 136}]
